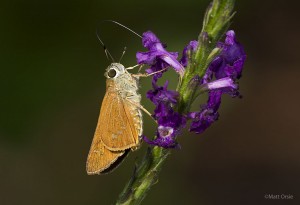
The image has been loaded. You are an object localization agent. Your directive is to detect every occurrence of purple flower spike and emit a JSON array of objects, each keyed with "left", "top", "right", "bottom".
[
  {"left": 136, "top": 31, "right": 185, "bottom": 77},
  {"left": 210, "top": 30, "right": 246, "bottom": 80},
  {"left": 189, "top": 91, "right": 222, "bottom": 134},
  {"left": 180, "top": 40, "right": 198, "bottom": 67}
]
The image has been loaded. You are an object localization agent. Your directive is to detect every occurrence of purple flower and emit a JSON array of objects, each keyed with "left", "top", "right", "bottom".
[
  {"left": 180, "top": 40, "right": 198, "bottom": 67},
  {"left": 210, "top": 30, "right": 246, "bottom": 80},
  {"left": 136, "top": 31, "right": 185, "bottom": 78},
  {"left": 189, "top": 91, "right": 222, "bottom": 134},
  {"left": 203, "top": 30, "right": 245, "bottom": 97},
  {"left": 146, "top": 81, "right": 178, "bottom": 106},
  {"left": 157, "top": 107, "right": 186, "bottom": 130},
  {"left": 143, "top": 126, "right": 178, "bottom": 148},
  {"left": 144, "top": 78, "right": 186, "bottom": 148},
  {"left": 144, "top": 106, "right": 186, "bottom": 148}
]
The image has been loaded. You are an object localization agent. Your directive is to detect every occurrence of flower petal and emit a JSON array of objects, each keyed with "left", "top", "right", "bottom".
[
  {"left": 189, "top": 91, "right": 222, "bottom": 134},
  {"left": 160, "top": 54, "right": 184, "bottom": 75},
  {"left": 200, "top": 77, "right": 238, "bottom": 92},
  {"left": 136, "top": 51, "right": 157, "bottom": 65},
  {"left": 142, "top": 31, "right": 161, "bottom": 49}
]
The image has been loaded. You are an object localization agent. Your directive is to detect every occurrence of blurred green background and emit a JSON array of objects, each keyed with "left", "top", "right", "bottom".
[{"left": 1, "top": 0, "right": 299, "bottom": 204}]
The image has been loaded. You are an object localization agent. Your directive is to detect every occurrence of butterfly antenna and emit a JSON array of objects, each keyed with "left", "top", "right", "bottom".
[
  {"left": 103, "top": 20, "right": 142, "bottom": 39},
  {"left": 96, "top": 20, "right": 142, "bottom": 62},
  {"left": 96, "top": 28, "right": 115, "bottom": 62},
  {"left": 119, "top": 46, "right": 127, "bottom": 63}
]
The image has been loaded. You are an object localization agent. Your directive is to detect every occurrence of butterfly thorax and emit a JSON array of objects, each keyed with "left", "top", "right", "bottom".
[{"left": 106, "top": 73, "right": 138, "bottom": 94}]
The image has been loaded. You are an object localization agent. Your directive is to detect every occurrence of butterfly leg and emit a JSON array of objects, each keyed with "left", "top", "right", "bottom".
[
  {"left": 126, "top": 64, "right": 144, "bottom": 74},
  {"left": 138, "top": 104, "right": 156, "bottom": 123},
  {"left": 132, "top": 68, "right": 167, "bottom": 78},
  {"left": 126, "top": 64, "right": 140, "bottom": 70},
  {"left": 125, "top": 99, "right": 157, "bottom": 124},
  {"left": 137, "top": 64, "right": 144, "bottom": 72}
]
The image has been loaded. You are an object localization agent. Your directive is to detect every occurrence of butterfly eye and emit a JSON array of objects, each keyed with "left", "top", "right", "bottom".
[{"left": 108, "top": 69, "right": 117, "bottom": 78}]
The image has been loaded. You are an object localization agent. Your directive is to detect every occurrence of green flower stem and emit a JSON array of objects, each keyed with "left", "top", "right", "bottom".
[
  {"left": 116, "top": 147, "right": 169, "bottom": 205},
  {"left": 115, "top": 0, "right": 235, "bottom": 204}
]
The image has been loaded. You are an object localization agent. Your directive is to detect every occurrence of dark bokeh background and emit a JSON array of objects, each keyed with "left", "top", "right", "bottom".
[{"left": 1, "top": 0, "right": 299, "bottom": 204}]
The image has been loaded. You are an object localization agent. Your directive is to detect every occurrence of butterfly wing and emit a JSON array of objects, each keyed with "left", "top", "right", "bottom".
[
  {"left": 86, "top": 88, "right": 140, "bottom": 174},
  {"left": 86, "top": 140, "right": 125, "bottom": 174},
  {"left": 86, "top": 91, "right": 127, "bottom": 174},
  {"left": 99, "top": 91, "right": 140, "bottom": 151}
]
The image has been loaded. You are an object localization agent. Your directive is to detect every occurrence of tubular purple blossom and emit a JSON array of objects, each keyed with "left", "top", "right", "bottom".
[
  {"left": 143, "top": 107, "right": 186, "bottom": 148},
  {"left": 189, "top": 90, "right": 222, "bottom": 134},
  {"left": 143, "top": 126, "right": 178, "bottom": 148},
  {"left": 136, "top": 31, "right": 185, "bottom": 77},
  {"left": 210, "top": 30, "right": 246, "bottom": 80}
]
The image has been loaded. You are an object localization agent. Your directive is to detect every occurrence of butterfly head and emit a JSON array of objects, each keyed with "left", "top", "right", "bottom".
[{"left": 105, "top": 63, "right": 125, "bottom": 79}]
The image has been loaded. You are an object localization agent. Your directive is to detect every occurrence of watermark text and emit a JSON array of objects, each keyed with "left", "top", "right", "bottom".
[{"left": 264, "top": 194, "right": 294, "bottom": 200}]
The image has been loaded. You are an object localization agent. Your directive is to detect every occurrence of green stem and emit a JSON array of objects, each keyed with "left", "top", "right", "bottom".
[
  {"left": 116, "top": 147, "right": 169, "bottom": 205},
  {"left": 115, "top": 0, "right": 236, "bottom": 204}
]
